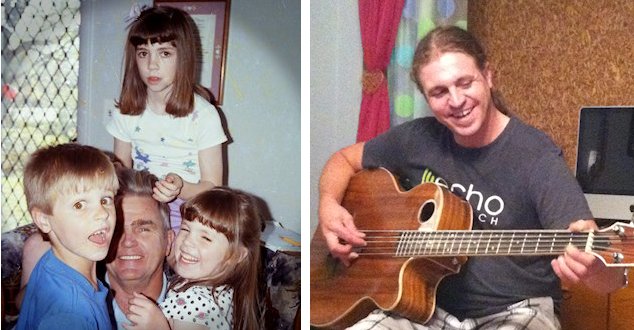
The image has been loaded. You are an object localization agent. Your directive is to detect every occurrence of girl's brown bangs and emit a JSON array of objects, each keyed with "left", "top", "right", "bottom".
[{"left": 130, "top": 31, "right": 176, "bottom": 46}]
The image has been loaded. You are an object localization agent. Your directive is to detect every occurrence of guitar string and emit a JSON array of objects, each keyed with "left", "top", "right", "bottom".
[
  {"left": 355, "top": 244, "right": 634, "bottom": 256},
  {"left": 358, "top": 235, "right": 628, "bottom": 246},
  {"left": 359, "top": 237, "right": 629, "bottom": 245},
  {"left": 356, "top": 229, "right": 634, "bottom": 237},
  {"left": 358, "top": 231, "right": 626, "bottom": 242},
  {"left": 356, "top": 248, "right": 633, "bottom": 257},
  {"left": 359, "top": 233, "right": 622, "bottom": 244}
]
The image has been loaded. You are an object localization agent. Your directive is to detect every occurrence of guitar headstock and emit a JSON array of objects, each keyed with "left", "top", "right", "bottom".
[{"left": 593, "top": 222, "right": 634, "bottom": 267}]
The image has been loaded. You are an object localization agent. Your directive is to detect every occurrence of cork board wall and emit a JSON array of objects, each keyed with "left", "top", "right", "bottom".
[{"left": 467, "top": 0, "right": 634, "bottom": 169}]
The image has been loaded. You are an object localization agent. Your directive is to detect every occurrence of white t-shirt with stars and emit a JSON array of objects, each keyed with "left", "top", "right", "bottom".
[
  {"left": 160, "top": 285, "right": 233, "bottom": 330},
  {"left": 106, "top": 94, "right": 227, "bottom": 183}
]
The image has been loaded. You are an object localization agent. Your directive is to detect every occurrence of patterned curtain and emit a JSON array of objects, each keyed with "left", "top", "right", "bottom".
[{"left": 389, "top": 0, "right": 468, "bottom": 126}]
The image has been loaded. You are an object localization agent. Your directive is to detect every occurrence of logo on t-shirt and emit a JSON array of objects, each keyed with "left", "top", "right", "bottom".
[
  {"left": 421, "top": 168, "right": 449, "bottom": 188},
  {"left": 420, "top": 168, "right": 505, "bottom": 226}
]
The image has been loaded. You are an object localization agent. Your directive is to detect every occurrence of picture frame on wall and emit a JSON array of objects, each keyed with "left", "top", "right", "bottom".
[{"left": 155, "top": 0, "right": 231, "bottom": 104}]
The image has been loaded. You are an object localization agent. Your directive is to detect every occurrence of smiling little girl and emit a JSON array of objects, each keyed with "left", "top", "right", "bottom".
[{"left": 124, "top": 187, "right": 262, "bottom": 330}]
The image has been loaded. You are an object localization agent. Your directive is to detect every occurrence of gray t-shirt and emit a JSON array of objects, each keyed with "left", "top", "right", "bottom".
[{"left": 363, "top": 116, "right": 592, "bottom": 319}]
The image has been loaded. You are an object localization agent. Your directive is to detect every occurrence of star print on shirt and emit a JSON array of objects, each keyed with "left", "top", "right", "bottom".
[
  {"left": 183, "top": 160, "right": 196, "bottom": 169},
  {"left": 160, "top": 137, "right": 165, "bottom": 143},
  {"left": 135, "top": 126, "right": 141, "bottom": 132},
  {"left": 134, "top": 146, "right": 150, "bottom": 163}
]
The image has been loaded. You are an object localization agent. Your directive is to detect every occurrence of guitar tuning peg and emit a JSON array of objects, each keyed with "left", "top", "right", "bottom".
[
  {"left": 614, "top": 224, "right": 625, "bottom": 237},
  {"left": 612, "top": 252, "right": 624, "bottom": 264}
]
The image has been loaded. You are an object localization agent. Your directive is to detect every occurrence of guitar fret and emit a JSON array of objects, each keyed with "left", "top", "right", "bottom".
[
  {"left": 411, "top": 231, "right": 419, "bottom": 256},
  {"left": 521, "top": 233, "right": 527, "bottom": 253},
  {"left": 425, "top": 231, "right": 432, "bottom": 255},
  {"left": 449, "top": 232, "right": 456, "bottom": 254},
  {"left": 400, "top": 231, "right": 408, "bottom": 257},
  {"left": 550, "top": 233, "right": 556, "bottom": 253},
  {"left": 425, "top": 232, "right": 432, "bottom": 256},
  {"left": 396, "top": 232, "right": 403, "bottom": 256},
  {"left": 416, "top": 231, "right": 424, "bottom": 256},
  {"left": 486, "top": 232, "right": 492, "bottom": 254},
  {"left": 435, "top": 232, "right": 441, "bottom": 255},
  {"left": 465, "top": 231, "right": 473, "bottom": 255},
  {"left": 402, "top": 231, "right": 412, "bottom": 256},
  {"left": 495, "top": 233, "right": 502, "bottom": 254},
  {"left": 437, "top": 232, "right": 442, "bottom": 253},
  {"left": 409, "top": 231, "right": 417, "bottom": 256},
  {"left": 412, "top": 231, "right": 418, "bottom": 256},
  {"left": 535, "top": 233, "right": 542, "bottom": 253}
]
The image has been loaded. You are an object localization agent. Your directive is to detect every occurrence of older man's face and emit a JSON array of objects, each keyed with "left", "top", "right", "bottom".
[{"left": 106, "top": 195, "right": 173, "bottom": 287}]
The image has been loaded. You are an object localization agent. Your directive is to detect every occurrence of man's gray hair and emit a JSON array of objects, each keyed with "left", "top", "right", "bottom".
[{"left": 115, "top": 167, "right": 171, "bottom": 231}]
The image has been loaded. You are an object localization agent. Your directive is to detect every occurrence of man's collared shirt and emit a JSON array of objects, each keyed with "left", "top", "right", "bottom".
[{"left": 105, "top": 272, "right": 168, "bottom": 330}]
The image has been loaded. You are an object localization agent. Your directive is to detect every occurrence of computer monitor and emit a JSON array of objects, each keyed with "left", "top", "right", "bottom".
[{"left": 575, "top": 106, "right": 634, "bottom": 222}]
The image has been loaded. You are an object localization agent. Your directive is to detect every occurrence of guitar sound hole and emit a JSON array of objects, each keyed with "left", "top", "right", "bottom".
[{"left": 419, "top": 201, "right": 436, "bottom": 223}]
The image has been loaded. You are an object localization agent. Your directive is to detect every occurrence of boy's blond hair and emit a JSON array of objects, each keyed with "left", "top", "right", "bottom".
[{"left": 23, "top": 143, "right": 119, "bottom": 215}]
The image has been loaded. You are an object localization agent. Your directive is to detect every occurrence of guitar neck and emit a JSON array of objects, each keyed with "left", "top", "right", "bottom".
[{"left": 362, "top": 230, "right": 597, "bottom": 257}]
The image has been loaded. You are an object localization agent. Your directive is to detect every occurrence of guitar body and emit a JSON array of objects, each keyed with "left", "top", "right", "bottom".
[{"left": 310, "top": 168, "right": 473, "bottom": 329}]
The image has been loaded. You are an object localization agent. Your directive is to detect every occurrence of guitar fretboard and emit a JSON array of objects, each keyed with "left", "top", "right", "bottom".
[{"left": 360, "top": 230, "right": 603, "bottom": 257}]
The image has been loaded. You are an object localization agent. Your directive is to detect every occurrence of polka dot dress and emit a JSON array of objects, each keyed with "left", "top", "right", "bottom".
[{"left": 160, "top": 285, "right": 233, "bottom": 329}]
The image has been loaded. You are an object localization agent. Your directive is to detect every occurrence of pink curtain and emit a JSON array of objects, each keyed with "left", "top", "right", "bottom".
[{"left": 356, "top": 0, "right": 405, "bottom": 142}]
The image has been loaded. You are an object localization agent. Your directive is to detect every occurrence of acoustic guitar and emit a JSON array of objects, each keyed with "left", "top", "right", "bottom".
[{"left": 310, "top": 168, "right": 634, "bottom": 329}]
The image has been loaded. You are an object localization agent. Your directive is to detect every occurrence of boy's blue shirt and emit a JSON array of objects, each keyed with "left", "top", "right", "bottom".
[{"left": 15, "top": 249, "right": 112, "bottom": 330}]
